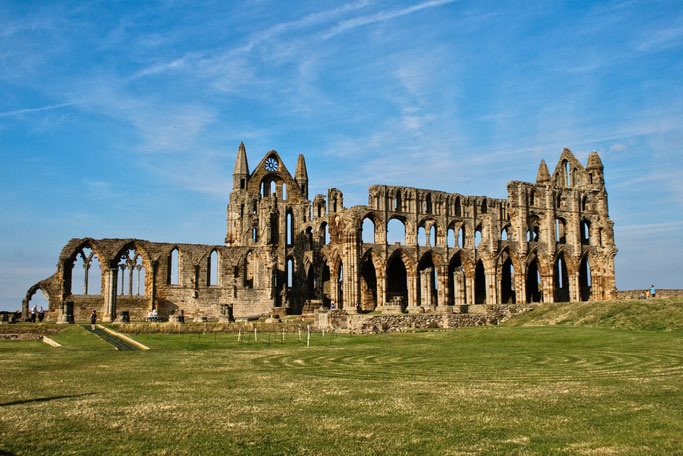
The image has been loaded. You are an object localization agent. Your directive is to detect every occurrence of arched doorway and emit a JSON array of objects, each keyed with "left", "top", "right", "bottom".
[
  {"left": 418, "top": 253, "right": 438, "bottom": 309},
  {"left": 448, "top": 253, "right": 467, "bottom": 306}
]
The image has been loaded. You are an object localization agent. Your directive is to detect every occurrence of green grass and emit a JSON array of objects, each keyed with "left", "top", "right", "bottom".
[
  {"left": 0, "top": 302, "right": 681, "bottom": 455},
  {"left": 504, "top": 298, "right": 683, "bottom": 331}
]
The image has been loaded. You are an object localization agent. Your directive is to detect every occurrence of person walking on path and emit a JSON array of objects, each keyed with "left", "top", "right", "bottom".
[
  {"left": 650, "top": 284, "right": 656, "bottom": 299},
  {"left": 90, "top": 309, "right": 97, "bottom": 330},
  {"left": 38, "top": 306, "right": 44, "bottom": 322},
  {"left": 30, "top": 305, "right": 37, "bottom": 323}
]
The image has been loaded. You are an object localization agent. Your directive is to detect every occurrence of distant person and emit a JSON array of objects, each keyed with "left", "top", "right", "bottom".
[
  {"left": 152, "top": 308, "right": 158, "bottom": 322},
  {"left": 38, "top": 306, "right": 44, "bottom": 322},
  {"left": 90, "top": 309, "right": 97, "bottom": 330},
  {"left": 30, "top": 305, "right": 37, "bottom": 323},
  {"left": 650, "top": 284, "right": 656, "bottom": 299},
  {"left": 330, "top": 300, "right": 335, "bottom": 310},
  {"left": 639, "top": 291, "right": 647, "bottom": 300}
]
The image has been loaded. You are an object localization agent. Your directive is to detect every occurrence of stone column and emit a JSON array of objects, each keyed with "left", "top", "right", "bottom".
[
  {"left": 453, "top": 268, "right": 466, "bottom": 306},
  {"left": 436, "top": 265, "right": 450, "bottom": 313},
  {"left": 406, "top": 273, "right": 420, "bottom": 313},
  {"left": 103, "top": 262, "right": 118, "bottom": 322}
]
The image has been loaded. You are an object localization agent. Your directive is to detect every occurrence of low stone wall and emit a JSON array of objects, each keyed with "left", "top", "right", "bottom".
[
  {"left": 617, "top": 289, "right": 683, "bottom": 300},
  {"left": 316, "top": 304, "right": 537, "bottom": 333}
]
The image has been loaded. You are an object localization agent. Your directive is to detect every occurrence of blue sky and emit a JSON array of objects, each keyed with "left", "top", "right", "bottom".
[{"left": 1, "top": 0, "right": 682, "bottom": 311}]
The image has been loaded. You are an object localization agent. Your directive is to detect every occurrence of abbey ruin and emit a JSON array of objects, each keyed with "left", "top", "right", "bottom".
[{"left": 24, "top": 144, "right": 617, "bottom": 322}]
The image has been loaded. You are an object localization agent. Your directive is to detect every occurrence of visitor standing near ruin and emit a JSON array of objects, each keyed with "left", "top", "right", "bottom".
[
  {"left": 90, "top": 309, "right": 97, "bottom": 330},
  {"left": 650, "top": 284, "right": 656, "bottom": 299},
  {"left": 38, "top": 306, "right": 44, "bottom": 322},
  {"left": 30, "top": 305, "right": 37, "bottom": 323}
]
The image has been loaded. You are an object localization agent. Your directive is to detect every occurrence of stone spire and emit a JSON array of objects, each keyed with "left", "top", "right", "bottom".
[
  {"left": 586, "top": 150, "right": 603, "bottom": 170},
  {"left": 295, "top": 154, "right": 309, "bottom": 199},
  {"left": 536, "top": 160, "right": 550, "bottom": 184},
  {"left": 586, "top": 150, "right": 604, "bottom": 186},
  {"left": 232, "top": 142, "right": 249, "bottom": 191}
]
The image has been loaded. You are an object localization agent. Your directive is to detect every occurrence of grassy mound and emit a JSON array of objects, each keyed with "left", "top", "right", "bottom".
[{"left": 504, "top": 298, "right": 683, "bottom": 331}]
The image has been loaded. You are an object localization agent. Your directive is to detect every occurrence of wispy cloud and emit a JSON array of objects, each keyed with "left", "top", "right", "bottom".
[
  {"left": 322, "top": 0, "right": 458, "bottom": 39},
  {"left": 0, "top": 103, "right": 71, "bottom": 118}
]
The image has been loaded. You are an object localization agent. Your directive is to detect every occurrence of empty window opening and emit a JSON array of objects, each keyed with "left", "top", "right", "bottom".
[
  {"left": 252, "top": 228, "right": 258, "bottom": 243},
  {"left": 417, "top": 226, "right": 427, "bottom": 246},
  {"left": 564, "top": 161, "right": 571, "bottom": 187},
  {"left": 529, "top": 190, "right": 535, "bottom": 206},
  {"left": 337, "top": 262, "right": 344, "bottom": 309},
  {"left": 208, "top": 250, "right": 218, "bottom": 286},
  {"left": 244, "top": 251, "right": 255, "bottom": 288},
  {"left": 71, "top": 247, "right": 101, "bottom": 295},
  {"left": 120, "top": 248, "right": 145, "bottom": 296},
  {"left": 556, "top": 218, "right": 566, "bottom": 244},
  {"left": 286, "top": 211, "right": 294, "bottom": 246},
  {"left": 581, "top": 220, "right": 591, "bottom": 245},
  {"left": 447, "top": 228, "right": 456, "bottom": 248},
  {"left": 429, "top": 225, "right": 436, "bottom": 247},
  {"left": 425, "top": 194, "right": 432, "bottom": 214},
  {"left": 286, "top": 258, "right": 294, "bottom": 288},
  {"left": 481, "top": 199, "right": 487, "bottom": 214},
  {"left": 282, "top": 183, "right": 287, "bottom": 200},
  {"left": 395, "top": 191, "right": 402, "bottom": 211},
  {"left": 458, "top": 226, "right": 465, "bottom": 248},
  {"left": 306, "top": 227, "right": 313, "bottom": 250},
  {"left": 361, "top": 217, "right": 375, "bottom": 244},
  {"left": 475, "top": 227, "right": 483, "bottom": 248},
  {"left": 454, "top": 197, "right": 461, "bottom": 217},
  {"left": 501, "top": 225, "right": 512, "bottom": 241},
  {"left": 387, "top": 218, "right": 406, "bottom": 245},
  {"left": 169, "top": 248, "right": 179, "bottom": 285}
]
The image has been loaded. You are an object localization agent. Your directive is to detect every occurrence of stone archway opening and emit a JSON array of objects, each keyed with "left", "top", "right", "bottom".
[
  {"left": 448, "top": 254, "right": 466, "bottom": 306},
  {"left": 387, "top": 254, "right": 408, "bottom": 311},
  {"left": 554, "top": 253, "right": 570, "bottom": 302},
  {"left": 474, "top": 260, "right": 486, "bottom": 304},
  {"left": 579, "top": 256, "right": 592, "bottom": 301},
  {"left": 359, "top": 254, "right": 377, "bottom": 312},
  {"left": 526, "top": 259, "right": 542, "bottom": 303},
  {"left": 500, "top": 252, "right": 516, "bottom": 304}
]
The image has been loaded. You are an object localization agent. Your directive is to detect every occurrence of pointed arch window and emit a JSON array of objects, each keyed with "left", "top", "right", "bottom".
[{"left": 169, "top": 248, "right": 180, "bottom": 285}]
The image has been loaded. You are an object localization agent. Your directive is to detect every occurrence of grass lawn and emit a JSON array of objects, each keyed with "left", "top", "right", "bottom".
[{"left": 0, "top": 301, "right": 681, "bottom": 455}]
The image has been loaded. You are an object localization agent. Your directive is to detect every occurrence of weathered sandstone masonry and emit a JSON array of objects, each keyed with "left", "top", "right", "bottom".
[{"left": 24, "top": 144, "right": 617, "bottom": 322}]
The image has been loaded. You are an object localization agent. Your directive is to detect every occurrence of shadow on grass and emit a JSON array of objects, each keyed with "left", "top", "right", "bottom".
[
  {"left": 0, "top": 392, "right": 94, "bottom": 407},
  {"left": 0, "top": 450, "right": 16, "bottom": 456}
]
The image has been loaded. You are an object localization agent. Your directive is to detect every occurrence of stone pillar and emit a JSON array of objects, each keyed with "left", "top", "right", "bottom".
[
  {"left": 436, "top": 265, "right": 450, "bottom": 313},
  {"left": 453, "top": 268, "right": 466, "bottom": 306},
  {"left": 420, "top": 269, "right": 432, "bottom": 310},
  {"left": 569, "top": 273, "right": 580, "bottom": 302},
  {"left": 486, "top": 270, "right": 496, "bottom": 304},
  {"left": 103, "top": 264, "right": 118, "bottom": 322},
  {"left": 406, "top": 273, "right": 420, "bottom": 313},
  {"left": 467, "top": 276, "right": 475, "bottom": 306}
]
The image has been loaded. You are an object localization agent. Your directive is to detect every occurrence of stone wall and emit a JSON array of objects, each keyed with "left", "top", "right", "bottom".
[{"left": 316, "top": 304, "right": 537, "bottom": 333}]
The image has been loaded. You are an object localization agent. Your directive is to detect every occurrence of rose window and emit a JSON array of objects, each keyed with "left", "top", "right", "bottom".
[{"left": 265, "top": 157, "right": 278, "bottom": 172}]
